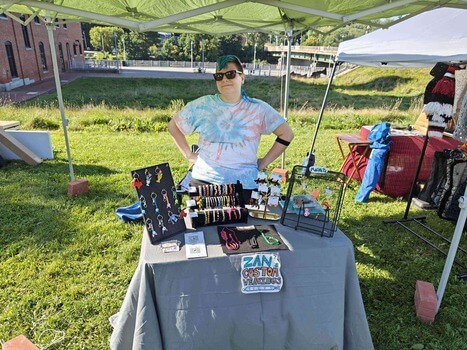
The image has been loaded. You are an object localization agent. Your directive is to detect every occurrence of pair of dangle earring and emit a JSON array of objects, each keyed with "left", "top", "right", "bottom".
[
  {"left": 167, "top": 210, "right": 179, "bottom": 224},
  {"left": 146, "top": 218, "right": 157, "bottom": 237},
  {"left": 157, "top": 214, "right": 168, "bottom": 233},
  {"left": 155, "top": 166, "right": 163, "bottom": 183},
  {"left": 151, "top": 192, "right": 160, "bottom": 213},
  {"left": 131, "top": 173, "right": 144, "bottom": 189}
]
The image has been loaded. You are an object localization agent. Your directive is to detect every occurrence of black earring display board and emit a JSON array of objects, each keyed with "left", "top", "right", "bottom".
[
  {"left": 280, "top": 165, "right": 346, "bottom": 238},
  {"left": 216, "top": 225, "right": 288, "bottom": 255},
  {"left": 131, "top": 163, "right": 186, "bottom": 244}
]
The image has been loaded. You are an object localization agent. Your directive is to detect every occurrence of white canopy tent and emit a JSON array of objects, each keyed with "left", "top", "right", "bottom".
[
  {"left": 308, "top": 7, "right": 467, "bottom": 316},
  {"left": 336, "top": 7, "right": 467, "bottom": 67},
  {"left": 309, "top": 7, "right": 467, "bottom": 154}
]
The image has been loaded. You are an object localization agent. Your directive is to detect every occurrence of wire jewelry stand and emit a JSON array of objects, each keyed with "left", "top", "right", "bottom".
[{"left": 384, "top": 129, "right": 467, "bottom": 276}]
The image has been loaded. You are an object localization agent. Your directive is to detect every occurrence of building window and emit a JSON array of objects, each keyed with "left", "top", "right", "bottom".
[
  {"left": 5, "top": 41, "right": 19, "bottom": 78},
  {"left": 20, "top": 15, "right": 31, "bottom": 48},
  {"left": 54, "top": 18, "right": 59, "bottom": 28},
  {"left": 0, "top": 13, "right": 8, "bottom": 20},
  {"left": 78, "top": 42, "right": 82, "bottom": 55},
  {"left": 39, "top": 41, "right": 48, "bottom": 71},
  {"left": 73, "top": 42, "right": 77, "bottom": 55},
  {"left": 63, "top": 22, "right": 67, "bottom": 29},
  {"left": 66, "top": 42, "right": 71, "bottom": 61},
  {"left": 34, "top": 16, "right": 40, "bottom": 25}
]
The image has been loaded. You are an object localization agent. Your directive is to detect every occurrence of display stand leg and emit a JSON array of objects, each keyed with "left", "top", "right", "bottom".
[
  {"left": 403, "top": 130, "right": 430, "bottom": 219},
  {"left": 436, "top": 186, "right": 467, "bottom": 312},
  {"left": 384, "top": 130, "right": 467, "bottom": 275}
]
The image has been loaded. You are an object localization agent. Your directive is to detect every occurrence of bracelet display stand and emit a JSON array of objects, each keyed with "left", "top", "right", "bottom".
[
  {"left": 131, "top": 163, "right": 186, "bottom": 244},
  {"left": 187, "top": 181, "right": 248, "bottom": 228},
  {"left": 280, "top": 165, "right": 346, "bottom": 237}
]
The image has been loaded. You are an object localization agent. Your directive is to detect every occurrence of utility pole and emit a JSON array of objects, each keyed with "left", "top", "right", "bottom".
[
  {"left": 201, "top": 37, "right": 205, "bottom": 72},
  {"left": 190, "top": 40, "right": 194, "bottom": 69},
  {"left": 253, "top": 42, "right": 257, "bottom": 72}
]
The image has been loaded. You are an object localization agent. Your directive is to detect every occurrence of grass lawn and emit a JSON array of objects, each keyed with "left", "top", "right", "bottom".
[{"left": 0, "top": 68, "right": 466, "bottom": 349}]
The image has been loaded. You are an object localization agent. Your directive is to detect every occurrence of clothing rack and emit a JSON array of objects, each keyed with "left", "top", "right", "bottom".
[{"left": 384, "top": 129, "right": 467, "bottom": 276}]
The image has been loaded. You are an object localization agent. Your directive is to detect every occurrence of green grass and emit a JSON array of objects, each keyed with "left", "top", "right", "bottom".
[{"left": 1, "top": 67, "right": 466, "bottom": 349}]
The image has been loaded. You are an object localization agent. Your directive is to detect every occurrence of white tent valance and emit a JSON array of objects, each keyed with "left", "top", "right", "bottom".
[{"left": 336, "top": 8, "right": 467, "bottom": 67}]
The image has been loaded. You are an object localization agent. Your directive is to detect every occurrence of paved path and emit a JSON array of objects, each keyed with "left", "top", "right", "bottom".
[{"left": 0, "top": 67, "right": 219, "bottom": 105}]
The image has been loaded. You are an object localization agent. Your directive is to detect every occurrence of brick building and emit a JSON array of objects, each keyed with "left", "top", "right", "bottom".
[{"left": 0, "top": 13, "right": 85, "bottom": 91}]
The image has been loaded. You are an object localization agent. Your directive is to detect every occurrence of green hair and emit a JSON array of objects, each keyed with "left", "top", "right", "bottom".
[
  {"left": 216, "top": 55, "right": 243, "bottom": 72},
  {"left": 216, "top": 55, "right": 255, "bottom": 102}
]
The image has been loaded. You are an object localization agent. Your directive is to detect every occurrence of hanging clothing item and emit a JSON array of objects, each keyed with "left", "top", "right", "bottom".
[
  {"left": 355, "top": 122, "right": 392, "bottom": 203},
  {"left": 453, "top": 69, "right": 467, "bottom": 142},
  {"left": 423, "top": 65, "right": 460, "bottom": 138},
  {"left": 437, "top": 160, "right": 467, "bottom": 222},
  {"left": 355, "top": 147, "right": 390, "bottom": 203}
]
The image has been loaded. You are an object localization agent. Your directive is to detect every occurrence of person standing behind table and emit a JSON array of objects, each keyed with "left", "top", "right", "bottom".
[{"left": 168, "top": 55, "right": 294, "bottom": 200}]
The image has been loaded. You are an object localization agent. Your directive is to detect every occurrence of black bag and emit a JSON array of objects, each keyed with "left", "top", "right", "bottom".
[
  {"left": 418, "top": 151, "right": 449, "bottom": 207},
  {"left": 437, "top": 160, "right": 467, "bottom": 223}
]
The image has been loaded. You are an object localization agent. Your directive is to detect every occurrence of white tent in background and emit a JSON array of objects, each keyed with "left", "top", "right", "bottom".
[
  {"left": 320, "top": 7, "right": 467, "bottom": 316},
  {"left": 336, "top": 8, "right": 467, "bottom": 67},
  {"left": 310, "top": 7, "right": 467, "bottom": 153}
]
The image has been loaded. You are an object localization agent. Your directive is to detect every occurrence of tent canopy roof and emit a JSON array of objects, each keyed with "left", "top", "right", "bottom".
[
  {"left": 336, "top": 8, "right": 467, "bottom": 67},
  {"left": 1, "top": 0, "right": 467, "bottom": 35}
]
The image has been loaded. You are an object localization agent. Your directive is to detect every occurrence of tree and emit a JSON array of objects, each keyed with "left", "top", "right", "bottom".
[
  {"left": 126, "top": 31, "right": 159, "bottom": 60},
  {"left": 89, "top": 26, "right": 124, "bottom": 53}
]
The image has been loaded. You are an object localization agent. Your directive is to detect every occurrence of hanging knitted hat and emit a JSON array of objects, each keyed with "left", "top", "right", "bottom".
[
  {"left": 423, "top": 62, "right": 448, "bottom": 104},
  {"left": 423, "top": 65, "right": 460, "bottom": 137}
]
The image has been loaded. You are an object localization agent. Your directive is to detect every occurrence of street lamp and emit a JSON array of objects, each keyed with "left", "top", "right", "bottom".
[
  {"left": 190, "top": 40, "right": 194, "bottom": 69},
  {"left": 113, "top": 32, "right": 118, "bottom": 57},
  {"left": 122, "top": 37, "right": 126, "bottom": 61},
  {"left": 201, "top": 37, "right": 205, "bottom": 72},
  {"left": 253, "top": 42, "right": 257, "bottom": 72}
]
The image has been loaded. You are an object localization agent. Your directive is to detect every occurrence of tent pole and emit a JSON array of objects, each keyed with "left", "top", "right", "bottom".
[
  {"left": 436, "top": 186, "right": 467, "bottom": 312},
  {"left": 281, "top": 30, "right": 293, "bottom": 169},
  {"left": 46, "top": 20, "right": 75, "bottom": 182},
  {"left": 308, "top": 61, "right": 338, "bottom": 157}
]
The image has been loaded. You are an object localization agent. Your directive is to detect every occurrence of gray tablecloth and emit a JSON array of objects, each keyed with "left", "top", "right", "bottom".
[{"left": 109, "top": 216, "right": 374, "bottom": 350}]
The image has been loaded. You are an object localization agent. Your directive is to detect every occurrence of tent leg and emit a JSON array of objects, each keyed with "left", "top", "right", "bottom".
[
  {"left": 308, "top": 61, "right": 338, "bottom": 157},
  {"left": 403, "top": 129, "right": 430, "bottom": 219},
  {"left": 436, "top": 186, "right": 467, "bottom": 312},
  {"left": 281, "top": 31, "right": 293, "bottom": 169},
  {"left": 46, "top": 21, "right": 75, "bottom": 182}
]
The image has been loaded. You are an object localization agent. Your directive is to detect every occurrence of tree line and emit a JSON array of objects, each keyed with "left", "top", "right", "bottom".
[{"left": 81, "top": 23, "right": 370, "bottom": 62}]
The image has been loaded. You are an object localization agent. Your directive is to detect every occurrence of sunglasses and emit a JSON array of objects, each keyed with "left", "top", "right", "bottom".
[{"left": 213, "top": 70, "right": 243, "bottom": 81}]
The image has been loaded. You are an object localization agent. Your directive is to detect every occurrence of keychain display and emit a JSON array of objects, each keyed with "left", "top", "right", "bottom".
[
  {"left": 280, "top": 165, "right": 346, "bottom": 237},
  {"left": 187, "top": 181, "right": 248, "bottom": 227},
  {"left": 131, "top": 163, "right": 186, "bottom": 244}
]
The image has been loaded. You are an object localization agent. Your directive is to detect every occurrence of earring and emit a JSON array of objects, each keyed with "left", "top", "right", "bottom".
[
  {"left": 131, "top": 173, "right": 143, "bottom": 189},
  {"left": 151, "top": 192, "right": 159, "bottom": 213}
]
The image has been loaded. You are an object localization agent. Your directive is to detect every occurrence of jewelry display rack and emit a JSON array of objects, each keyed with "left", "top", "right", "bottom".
[
  {"left": 280, "top": 165, "right": 346, "bottom": 237},
  {"left": 187, "top": 181, "right": 248, "bottom": 227},
  {"left": 131, "top": 163, "right": 186, "bottom": 244},
  {"left": 248, "top": 171, "right": 283, "bottom": 220}
]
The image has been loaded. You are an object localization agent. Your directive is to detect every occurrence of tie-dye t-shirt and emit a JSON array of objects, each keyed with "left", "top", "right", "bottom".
[{"left": 173, "top": 94, "right": 285, "bottom": 189}]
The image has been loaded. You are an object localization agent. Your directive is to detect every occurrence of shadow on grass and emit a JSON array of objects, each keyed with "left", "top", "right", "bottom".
[{"left": 340, "top": 210, "right": 467, "bottom": 349}]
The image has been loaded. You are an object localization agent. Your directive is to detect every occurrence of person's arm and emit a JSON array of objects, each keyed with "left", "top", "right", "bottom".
[
  {"left": 168, "top": 119, "right": 198, "bottom": 167},
  {"left": 257, "top": 122, "right": 294, "bottom": 171}
]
